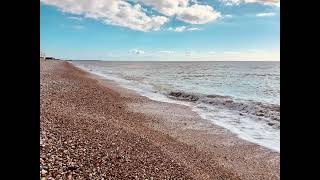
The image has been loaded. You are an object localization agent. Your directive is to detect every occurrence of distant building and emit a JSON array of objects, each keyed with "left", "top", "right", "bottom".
[
  {"left": 40, "top": 50, "right": 46, "bottom": 60},
  {"left": 46, "top": 57, "right": 54, "bottom": 60},
  {"left": 40, "top": 50, "right": 60, "bottom": 60}
]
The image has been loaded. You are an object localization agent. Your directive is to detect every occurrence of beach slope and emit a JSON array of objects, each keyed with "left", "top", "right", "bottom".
[{"left": 40, "top": 60, "right": 279, "bottom": 179}]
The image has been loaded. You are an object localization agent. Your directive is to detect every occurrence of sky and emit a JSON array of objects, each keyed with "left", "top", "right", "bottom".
[{"left": 40, "top": 0, "right": 280, "bottom": 61}]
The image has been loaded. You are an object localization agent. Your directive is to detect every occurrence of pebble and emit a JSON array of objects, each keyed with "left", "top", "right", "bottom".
[{"left": 41, "top": 169, "right": 48, "bottom": 175}]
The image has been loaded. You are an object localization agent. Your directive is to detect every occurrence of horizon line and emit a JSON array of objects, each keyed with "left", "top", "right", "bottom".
[{"left": 67, "top": 59, "right": 280, "bottom": 62}]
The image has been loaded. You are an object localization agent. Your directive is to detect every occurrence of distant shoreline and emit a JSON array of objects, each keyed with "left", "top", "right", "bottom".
[
  {"left": 40, "top": 60, "right": 279, "bottom": 179},
  {"left": 69, "top": 59, "right": 280, "bottom": 62}
]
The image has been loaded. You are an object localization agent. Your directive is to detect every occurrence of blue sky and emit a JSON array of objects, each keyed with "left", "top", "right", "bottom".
[{"left": 40, "top": 0, "right": 280, "bottom": 61}]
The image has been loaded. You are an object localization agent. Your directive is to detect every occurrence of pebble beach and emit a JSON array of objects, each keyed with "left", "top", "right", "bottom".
[{"left": 40, "top": 59, "right": 279, "bottom": 179}]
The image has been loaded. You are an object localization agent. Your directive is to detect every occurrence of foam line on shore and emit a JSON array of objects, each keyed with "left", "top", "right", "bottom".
[{"left": 73, "top": 62, "right": 280, "bottom": 152}]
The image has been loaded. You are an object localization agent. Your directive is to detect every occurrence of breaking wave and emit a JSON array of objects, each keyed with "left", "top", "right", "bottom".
[
  {"left": 72, "top": 61, "right": 280, "bottom": 152},
  {"left": 168, "top": 91, "right": 280, "bottom": 129}
]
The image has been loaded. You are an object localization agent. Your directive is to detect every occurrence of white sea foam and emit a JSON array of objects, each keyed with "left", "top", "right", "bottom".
[{"left": 193, "top": 104, "right": 279, "bottom": 152}]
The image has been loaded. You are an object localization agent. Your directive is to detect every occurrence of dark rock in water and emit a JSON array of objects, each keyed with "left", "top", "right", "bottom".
[
  {"left": 182, "top": 94, "right": 189, "bottom": 98},
  {"left": 189, "top": 95, "right": 199, "bottom": 101},
  {"left": 268, "top": 122, "right": 275, "bottom": 126},
  {"left": 169, "top": 91, "right": 199, "bottom": 101},
  {"left": 207, "top": 95, "right": 225, "bottom": 98},
  {"left": 256, "top": 113, "right": 264, "bottom": 116},
  {"left": 207, "top": 95, "right": 228, "bottom": 98},
  {"left": 239, "top": 113, "right": 244, "bottom": 116},
  {"left": 169, "top": 92, "right": 182, "bottom": 97},
  {"left": 271, "top": 116, "right": 280, "bottom": 121}
]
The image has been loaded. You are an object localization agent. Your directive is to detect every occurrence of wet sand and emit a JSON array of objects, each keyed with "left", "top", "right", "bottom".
[{"left": 40, "top": 60, "right": 279, "bottom": 179}]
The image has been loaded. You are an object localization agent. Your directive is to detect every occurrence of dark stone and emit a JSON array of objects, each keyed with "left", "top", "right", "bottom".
[
  {"left": 169, "top": 92, "right": 182, "bottom": 97},
  {"left": 256, "top": 113, "right": 264, "bottom": 116},
  {"left": 190, "top": 96, "right": 199, "bottom": 101},
  {"left": 268, "top": 122, "right": 275, "bottom": 126},
  {"left": 67, "top": 166, "right": 78, "bottom": 171}
]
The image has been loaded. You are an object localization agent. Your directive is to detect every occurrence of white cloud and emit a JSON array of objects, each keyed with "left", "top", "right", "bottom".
[
  {"left": 129, "top": 49, "right": 145, "bottom": 55},
  {"left": 68, "top": 16, "right": 83, "bottom": 21},
  {"left": 209, "top": 51, "right": 216, "bottom": 54},
  {"left": 176, "top": 4, "right": 221, "bottom": 24},
  {"left": 168, "top": 26, "right": 187, "bottom": 32},
  {"left": 167, "top": 26, "right": 201, "bottom": 32},
  {"left": 221, "top": 0, "right": 241, "bottom": 6},
  {"left": 256, "top": 12, "right": 276, "bottom": 17},
  {"left": 224, "top": 14, "right": 233, "bottom": 18},
  {"left": 159, "top": 50, "right": 175, "bottom": 54},
  {"left": 42, "top": 0, "right": 220, "bottom": 31},
  {"left": 138, "top": 0, "right": 220, "bottom": 24},
  {"left": 41, "top": 0, "right": 168, "bottom": 32},
  {"left": 248, "top": 49, "right": 265, "bottom": 53},
  {"left": 188, "top": 27, "right": 201, "bottom": 31},
  {"left": 223, "top": 51, "right": 241, "bottom": 55},
  {"left": 257, "top": 0, "right": 280, "bottom": 7},
  {"left": 138, "top": 0, "right": 189, "bottom": 16},
  {"left": 220, "top": 0, "right": 280, "bottom": 7},
  {"left": 185, "top": 51, "right": 192, "bottom": 56}
]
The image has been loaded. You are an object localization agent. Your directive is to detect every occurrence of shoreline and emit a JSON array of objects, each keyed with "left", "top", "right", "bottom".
[
  {"left": 41, "top": 60, "right": 279, "bottom": 179},
  {"left": 73, "top": 61, "right": 280, "bottom": 152}
]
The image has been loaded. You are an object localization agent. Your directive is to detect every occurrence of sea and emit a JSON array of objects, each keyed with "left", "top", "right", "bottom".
[{"left": 72, "top": 61, "right": 280, "bottom": 152}]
